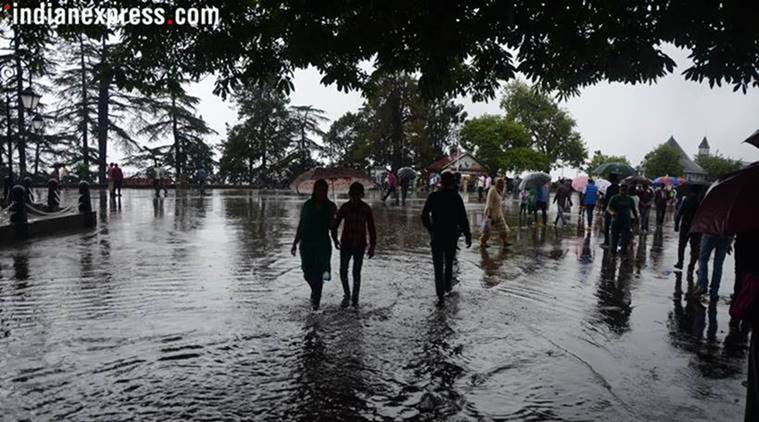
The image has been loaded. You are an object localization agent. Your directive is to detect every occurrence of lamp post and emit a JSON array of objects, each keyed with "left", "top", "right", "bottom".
[{"left": 1, "top": 64, "right": 44, "bottom": 178}]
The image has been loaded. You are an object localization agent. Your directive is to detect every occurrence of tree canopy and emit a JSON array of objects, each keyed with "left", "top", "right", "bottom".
[
  {"left": 459, "top": 115, "right": 547, "bottom": 174},
  {"left": 643, "top": 144, "right": 684, "bottom": 179},
  {"left": 587, "top": 151, "right": 631, "bottom": 175},
  {"left": 695, "top": 152, "right": 744, "bottom": 181}
]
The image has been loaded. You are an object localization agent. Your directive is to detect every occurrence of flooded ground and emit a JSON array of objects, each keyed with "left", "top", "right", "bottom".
[{"left": 0, "top": 189, "right": 747, "bottom": 420}]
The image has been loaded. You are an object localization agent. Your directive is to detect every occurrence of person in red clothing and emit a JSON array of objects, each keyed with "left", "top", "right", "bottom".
[
  {"left": 112, "top": 163, "right": 124, "bottom": 197},
  {"left": 333, "top": 182, "right": 377, "bottom": 308},
  {"left": 382, "top": 170, "right": 399, "bottom": 204}
]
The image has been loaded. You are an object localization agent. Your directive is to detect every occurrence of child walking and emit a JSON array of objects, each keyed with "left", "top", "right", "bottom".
[{"left": 333, "top": 182, "right": 377, "bottom": 308}]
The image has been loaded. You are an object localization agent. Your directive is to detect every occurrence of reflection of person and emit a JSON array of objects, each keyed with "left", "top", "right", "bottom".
[
  {"left": 333, "top": 182, "right": 376, "bottom": 308},
  {"left": 291, "top": 179, "right": 338, "bottom": 311},
  {"left": 480, "top": 178, "right": 510, "bottom": 247},
  {"left": 153, "top": 165, "right": 168, "bottom": 198},
  {"left": 196, "top": 166, "right": 208, "bottom": 195},
  {"left": 421, "top": 172, "right": 472, "bottom": 306},
  {"left": 607, "top": 184, "right": 638, "bottom": 257}
]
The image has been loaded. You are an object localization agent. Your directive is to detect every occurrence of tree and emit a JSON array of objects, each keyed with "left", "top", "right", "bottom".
[
  {"left": 111, "top": 2, "right": 759, "bottom": 101},
  {"left": 459, "top": 115, "right": 547, "bottom": 173},
  {"left": 500, "top": 81, "right": 587, "bottom": 171},
  {"left": 643, "top": 144, "right": 684, "bottom": 179},
  {"left": 587, "top": 151, "right": 631, "bottom": 175},
  {"left": 695, "top": 152, "right": 743, "bottom": 181},
  {"left": 322, "top": 111, "right": 372, "bottom": 168},
  {"left": 218, "top": 85, "right": 293, "bottom": 186}
]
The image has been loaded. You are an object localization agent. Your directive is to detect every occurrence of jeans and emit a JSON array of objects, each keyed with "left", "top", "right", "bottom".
[
  {"left": 382, "top": 186, "right": 397, "bottom": 202},
  {"left": 639, "top": 206, "right": 651, "bottom": 231},
  {"left": 610, "top": 221, "right": 632, "bottom": 255},
  {"left": 697, "top": 234, "right": 732, "bottom": 296},
  {"left": 655, "top": 205, "right": 666, "bottom": 226},
  {"left": 603, "top": 212, "right": 612, "bottom": 244},
  {"left": 431, "top": 239, "right": 457, "bottom": 300},
  {"left": 534, "top": 201, "right": 547, "bottom": 224},
  {"left": 676, "top": 225, "right": 701, "bottom": 269},
  {"left": 305, "top": 272, "right": 324, "bottom": 309},
  {"left": 340, "top": 245, "right": 365, "bottom": 304},
  {"left": 400, "top": 181, "right": 410, "bottom": 204},
  {"left": 585, "top": 204, "right": 595, "bottom": 227}
]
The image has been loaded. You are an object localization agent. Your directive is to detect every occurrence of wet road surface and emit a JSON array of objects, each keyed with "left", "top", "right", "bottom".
[{"left": 0, "top": 189, "right": 747, "bottom": 420}]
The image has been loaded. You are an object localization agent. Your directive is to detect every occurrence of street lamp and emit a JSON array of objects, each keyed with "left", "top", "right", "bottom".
[
  {"left": 20, "top": 87, "right": 41, "bottom": 110},
  {"left": 31, "top": 115, "right": 43, "bottom": 131}
]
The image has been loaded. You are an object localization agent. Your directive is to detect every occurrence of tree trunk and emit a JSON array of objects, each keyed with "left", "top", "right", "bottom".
[
  {"left": 389, "top": 86, "right": 403, "bottom": 171},
  {"left": 171, "top": 91, "right": 181, "bottom": 181},
  {"left": 14, "top": 36, "right": 26, "bottom": 176},
  {"left": 5, "top": 94, "right": 12, "bottom": 174},
  {"left": 79, "top": 34, "right": 89, "bottom": 170},
  {"left": 33, "top": 137, "right": 40, "bottom": 175},
  {"left": 96, "top": 36, "right": 110, "bottom": 185}
]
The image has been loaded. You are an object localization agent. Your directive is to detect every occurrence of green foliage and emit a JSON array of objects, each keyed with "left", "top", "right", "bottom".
[
  {"left": 644, "top": 144, "right": 684, "bottom": 178},
  {"left": 322, "top": 74, "right": 466, "bottom": 170},
  {"left": 500, "top": 81, "right": 588, "bottom": 171},
  {"left": 459, "top": 115, "right": 545, "bottom": 173},
  {"left": 695, "top": 153, "right": 743, "bottom": 181},
  {"left": 587, "top": 151, "right": 630, "bottom": 175}
]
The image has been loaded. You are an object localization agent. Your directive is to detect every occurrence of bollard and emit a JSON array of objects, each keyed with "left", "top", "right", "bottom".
[
  {"left": 9, "top": 184, "right": 28, "bottom": 239},
  {"left": 47, "top": 179, "right": 60, "bottom": 211}
]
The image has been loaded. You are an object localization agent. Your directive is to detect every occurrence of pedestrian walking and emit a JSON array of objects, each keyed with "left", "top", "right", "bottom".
[
  {"left": 196, "top": 166, "right": 208, "bottom": 195},
  {"left": 291, "top": 179, "right": 338, "bottom": 311},
  {"left": 519, "top": 189, "right": 529, "bottom": 220},
  {"left": 607, "top": 184, "right": 638, "bottom": 256},
  {"left": 112, "top": 163, "right": 124, "bottom": 197},
  {"left": 695, "top": 233, "right": 733, "bottom": 300},
  {"left": 637, "top": 185, "right": 653, "bottom": 232},
  {"left": 152, "top": 165, "right": 169, "bottom": 198},
  {"left": 480, "top": 178, "right": 510, "bottom": 248},
  {"left": 477, "top": 175, "right": 485, "bottom": 201},
  {"left": 333, "top": 182, "right": 376, "bottom": 308},
  {"left": 582, "top": 179, "right": 599, "bottom": 228},
  {"left": 553, "top": 179, "right": 573, "bottom": 226},
  {"left": 654, "top": 186, "right": 668, "bottom": 226},
  {"left": 382, "top": 170, "right": 399, "bottom": 204},
  {"left": 602, "top": 174, "right": 620, "bottom": 246},
  {"left": 673, "top": 187, "right": 704, "bottom": 272},
  {"left": 107, "top": 163, "right": 116, "bottom": 196},
  {"left": 534, "top": 182, "right": 549, "bottom": 226},
  {"left": 421, "top": 172, "right": 472, "bottom": 306}
]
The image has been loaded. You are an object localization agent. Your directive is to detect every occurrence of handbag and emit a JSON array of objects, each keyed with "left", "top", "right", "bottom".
[
  {"left": 729, "top": 273, "right": 759, "bottom": 320},
  {"left": 481, "top": 217, "right": 491, "bottom": 236}
]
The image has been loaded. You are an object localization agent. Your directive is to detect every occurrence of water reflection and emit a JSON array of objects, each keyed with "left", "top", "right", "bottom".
[{"left": 594, "top": 251, "right": 632, "bottom": 335}]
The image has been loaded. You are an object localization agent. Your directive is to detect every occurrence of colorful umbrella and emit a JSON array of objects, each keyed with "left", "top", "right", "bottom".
[
  {"left": 594, "top": 162, "right": 636, "bottom": 178},
  {"left": 519, "top": 172, "right": 551, "bottom": 190},
  {"left": 290, "top": 167, "right": 377, "bottom": 194},
  {"left": 690, "top": 162, "right": 759, "bottom": 235},
  {"left": 571, "top": 175, "right": 588, "bottom": 192},
  {"left": 653, "top": 176, "right": 685, "bottom": 187},
  {"left": 743, "top": 129, "right": 759, "bottom": 149}
]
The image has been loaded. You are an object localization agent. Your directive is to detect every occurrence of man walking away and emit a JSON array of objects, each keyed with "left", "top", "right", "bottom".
[
  {"left": 196, "top": 166, "right": 208, "bottom": 195},
  {"left": 637, "top": 185, "right": 653, "bottom": 232},
  {"left": 553, "top": 179, "right": 573, "bottom": 226},
  {"left": 113, "top": 164, "right": 124, "bottom": 197},
  {"left": 421, "top": 172, "right": 472, "bottom": 306},
  {"left": 696, "top": 233, "right": 733, "bottom": 300},
  {"left": 673, "top": 187, "right": 704, "bottom": 272},
  {"left": 654, "top": 186, "right": 668, "bottom": 227},
  {"left": 400, "top": 174, "right": 411, "bottom": 205},
  {"left": 607, "top": 184, "right": 638, "bottom": 257},
  {"left": 583, "top": 179, "right": 599, "bottom": 228},
  {"left": 153, "top": 164, "right": 168, "bottom": 198},
  {"left": 534, "top": 182, "right": 549, "bottom": 226},
  {"left": 333, "top": 182, "right": 376, "bottom": 308},
  {"left": 602, "top": 174, "right": 620, "bottom": 246}
]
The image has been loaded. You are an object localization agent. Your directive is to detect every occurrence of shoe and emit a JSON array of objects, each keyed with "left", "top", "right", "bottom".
[
  {"left": 351, "top": 300, "right": 359, "bottom": 308},
  {"left": 341, "top": 296, "right": 350, "bottom": 308},
  {"left": 673, "top": 262, "right": 683, "bottom": 270}
]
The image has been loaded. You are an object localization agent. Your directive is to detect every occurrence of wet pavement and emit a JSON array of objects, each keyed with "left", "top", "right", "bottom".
[{"left": 0, "top": 189, "right": 747, "bottom": 420}]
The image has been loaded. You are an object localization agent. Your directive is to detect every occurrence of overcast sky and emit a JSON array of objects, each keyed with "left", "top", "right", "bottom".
[{"left": 181, "top": 45, "right": 759, "bottom": 176}]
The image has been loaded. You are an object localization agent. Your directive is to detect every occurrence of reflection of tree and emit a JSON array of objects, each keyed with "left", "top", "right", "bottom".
[{"left": 13, "top": 255, "right": 29, "bottom": 281}]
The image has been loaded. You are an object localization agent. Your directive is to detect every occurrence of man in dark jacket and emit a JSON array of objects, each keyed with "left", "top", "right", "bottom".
[
  {"left": 673, "top": 186, "right": 705, "bottom": 272},
  {"left": 421, "top": 171, "right": 472, "bottom": 306},
  {"left": 654, "top": 186, "right": 668, "bottom": 226},
  {"left": 602, "top": 174, "right": 620, "bottom": 246}
]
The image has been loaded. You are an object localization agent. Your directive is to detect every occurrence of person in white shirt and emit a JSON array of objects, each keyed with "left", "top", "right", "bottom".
[{"left": 477, "top": 175, "right": 486, "bottom": 201}]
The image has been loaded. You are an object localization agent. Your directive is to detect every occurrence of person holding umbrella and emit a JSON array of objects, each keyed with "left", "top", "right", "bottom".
[
  {"left": 291, "top": 179, "right": 338, "bottom": 311},
  {"left": 421, "top": 171, "right": 472, "bottom": 306},
  {"left": 602, "top": 174, "right": 620, "bottom": 247},
  {"left": 673, "top": 185, "right": 705, "bottom": 273},
  {"left": 582, "top": 179, "right": 599, "bottom": 228}
]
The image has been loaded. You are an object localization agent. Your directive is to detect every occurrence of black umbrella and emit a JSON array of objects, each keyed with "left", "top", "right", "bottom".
[
  {"left": 743, "top": 129, "right": 759, "bottom": 149},
  {"left": 623, "top": 175, "right": 651, "bottom": 186}
]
